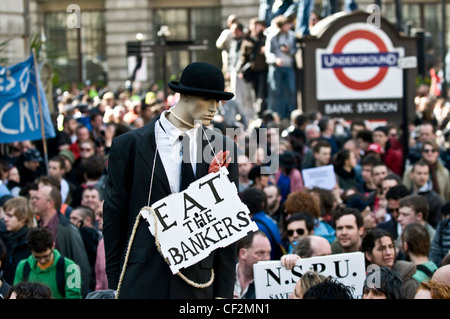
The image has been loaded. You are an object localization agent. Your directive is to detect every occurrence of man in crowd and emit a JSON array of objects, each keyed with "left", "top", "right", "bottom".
[
  {"left": 70, "top": 206, "right": 101, "bottom": 292},
  {"left": 331, "top": 206, "right": 364, "bottom": 254},
  {"left": 238, "top": 153, "right": 253, "bottom": 193},
  {"left": 367, "top": 163, "right": 389, "bottom": 212},
  {"left": 80, "top": 187, "right": 103, "bottom": 219},
  {"left": 30, "top": 184, "right": 91, "bottom": 297},
  {"left": 302, "top": 139, "right": 332, "bottom": 169},
  {"left": 13, "top": 227, "right": 82, "bottom": 299},
  {"left": 265, "top": 15, "right": 297, "bottom": 119},
  {"left": 17, "top": 149, "right": 44, "bottom": 188},
  {"left": 285, "top": 212, "right": 315, "bottom": 253},
  {"left": 403, "top": 140, "right": 450, "bottom": 203},
  {"left": 397, "top": 195, "right": 436, "bottom": 253},
  {"left": 240, "top": 18, "right": 268, "bottom": 117},
  {"left": 358, "top": 154, "right": 380, "bottom": 196},
  {"left": 377, "top": 185, "right": 409, "bottom": 240},
  {"left": 48, "top": 155, "right": 75, "bottom": 205},
  {"left": 281, "top": 235, "right": 332, "bottom": 270},
  {"left": 407, "top": 160, "right": 443, "bottom": 228},
  {"left": 234, "top": 231, "right": 271, "bottom": 299},
  {"left": 248, "top": 165, "right": 271, "bottom": 190},
  {"left": 318, "top": 117, "right": 339, "bottom": 156},
  {"left": 401, "top": 223, "right": 438, "bottom": 283},
  {"left": 263, "top": 184, "right": 283, "bottom": 225}
]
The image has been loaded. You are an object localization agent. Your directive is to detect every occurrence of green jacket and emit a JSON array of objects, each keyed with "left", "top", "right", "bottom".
[{"left": 14, "top": 249, "right": 82, "bottom": 299}]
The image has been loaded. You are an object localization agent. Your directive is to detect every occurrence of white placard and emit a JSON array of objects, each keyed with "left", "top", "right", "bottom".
[
  {"left": 301, "top": 164, "right": 337, "bottom": 190},
  {"left": 253, "top": 252, "right": 366, "bottom": 299},
  {"left": 397, "top": 56, "right": 418, "bottom": 69},
  {"left": 141, "top": 166, "right": 258, "bottom": 274}
]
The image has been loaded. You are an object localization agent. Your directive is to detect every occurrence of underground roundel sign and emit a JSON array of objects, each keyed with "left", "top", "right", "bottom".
[{"left": 316, "top": 23, "right": 404, "bottom": 100}]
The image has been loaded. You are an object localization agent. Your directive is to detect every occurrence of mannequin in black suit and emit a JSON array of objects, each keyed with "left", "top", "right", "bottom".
[{"left": 103, "top": 62, "right": 239, "bottom": 299}]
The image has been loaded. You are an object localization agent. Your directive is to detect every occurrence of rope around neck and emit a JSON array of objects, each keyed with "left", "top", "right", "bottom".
[{"left": 168, "top": 110, "right": 196, "bottom": 129}]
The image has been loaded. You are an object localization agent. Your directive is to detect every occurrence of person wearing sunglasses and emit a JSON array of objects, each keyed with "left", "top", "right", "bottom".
[
  {"left": 284, "top": 212, "right": 315, "bottom": 254},
  {"left": 403, "top": 140, "right": 450, "bottom": 204}
]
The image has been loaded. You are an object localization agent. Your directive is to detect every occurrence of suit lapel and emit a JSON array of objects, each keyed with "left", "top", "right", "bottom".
[
  {"left": 137, "top": 117, "right": 171, "bottom": 195},
  {"left": 138, "top": 121, "right": 218, "bottom": 194},
  {"left": 196, "top": 126, "right": 214, "bottom": 179}
]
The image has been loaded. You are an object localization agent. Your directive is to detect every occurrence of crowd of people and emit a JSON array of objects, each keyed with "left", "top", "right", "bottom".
[{"left": 1, "top": 6, "right": 450, "bottom": 300}]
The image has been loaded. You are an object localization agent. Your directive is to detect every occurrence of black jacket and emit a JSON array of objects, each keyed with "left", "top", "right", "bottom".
[
  {"left": 79, "top": 226, "right": 101, "bottom": 292},
  {"left": 0, "top": 223, "right": 30, "bottom": 285},
  {"left": 0, "top": 277, "right": 11, "bottom": 299},
  {"left": 413, "top": 186, "right": 443, "bottom": 229},
  {"left": 376, "top": 218, "right": 398, "bottom": 240},
  {"left": 103, "top": 117, "right": 239, "bottom": 299}
]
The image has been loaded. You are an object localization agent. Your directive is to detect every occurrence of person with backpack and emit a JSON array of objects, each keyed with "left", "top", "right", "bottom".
[
  {"left": 30, "top": 184, "right": 90, "bottom": 297},
  {"left": 13, "top": 227, "right": 82, "bottom": 299},
  {"left": 240, "top": 187, "right": 285, "bottom": 260},
  {"left": 401, "top": 223, "right": 438, "bottom": 283}
]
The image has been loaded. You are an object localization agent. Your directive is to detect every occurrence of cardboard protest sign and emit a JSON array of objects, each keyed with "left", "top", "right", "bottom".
[
  {"left": 141, "top": 166, "right": 258, "bottom": 274},
  {"left": 301, "top": 164, "right": 337, "bottom": 190},
  {"left": 253, "top": 252, "right": 366, "bottom": 299}
]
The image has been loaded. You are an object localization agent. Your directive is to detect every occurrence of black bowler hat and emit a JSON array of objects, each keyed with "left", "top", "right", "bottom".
[{"left": 168, "top": 62, "right": 234, "bottom": 101}]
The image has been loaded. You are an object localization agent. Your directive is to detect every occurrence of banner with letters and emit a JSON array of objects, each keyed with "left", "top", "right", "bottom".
[
  {"left": 0, "top": 53, "right": 55, "bottom": 143},
  {"left": 253, "top": 252, "right": 366, "bottom": 299},
  {"left": 141, "top": 166, "right": 258, "bottom": 274},
  {"left": 315, "top": 22, "right": 404, "bottom": 120}
]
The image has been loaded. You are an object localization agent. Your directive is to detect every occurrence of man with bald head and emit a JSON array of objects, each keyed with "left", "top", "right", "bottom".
[
  {"left": 431, "top": 265, "right": 450, "bottom": 287},
  {"left": 30, "top": 184, "right": 91, "bottom": 297},
  {"left": 281, "top": 235, "right": 332, "bottom": 269},
  {"left": 297, "top": 235, "right": 332, "bottom": 257}
]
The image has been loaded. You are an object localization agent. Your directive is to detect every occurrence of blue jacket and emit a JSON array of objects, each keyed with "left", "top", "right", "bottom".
[
  {"left": 314, "top": 219, "right": 336, "bottom": 244},
  {"left": 252, "top": 211, "right": 283, "bottom": 260}
]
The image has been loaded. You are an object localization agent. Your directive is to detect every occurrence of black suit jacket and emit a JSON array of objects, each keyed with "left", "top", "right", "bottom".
[{"left": 103, "top": 117, "right": 239, "bottom": 299}]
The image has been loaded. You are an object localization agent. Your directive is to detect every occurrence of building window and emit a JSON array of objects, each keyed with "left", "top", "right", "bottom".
[
  {"left": 153, "top": 7, "right": 222, "bottom": 90},
  {"left": 384, "top": 2, "right": 449, "bottom": 71},
  {"left": 44, "top": 10, "right": 106, "bottom": 89}
]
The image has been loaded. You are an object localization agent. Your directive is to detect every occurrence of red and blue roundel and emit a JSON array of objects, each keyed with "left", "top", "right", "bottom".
[{"left": 316, "top": 23, "right": 404, "bottom": 100}]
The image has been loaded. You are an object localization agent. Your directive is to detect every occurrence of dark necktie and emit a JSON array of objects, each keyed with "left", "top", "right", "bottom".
[{"left": 179, "top": 133, "right": 195, "bottom": 192}]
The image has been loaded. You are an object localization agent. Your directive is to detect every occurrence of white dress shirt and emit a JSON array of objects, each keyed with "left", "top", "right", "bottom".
[
  {"left": 60, "top": 178, "right": 70, "bottom": 203},
  {"left": 155, "top": 111, "right": 199, "bottom": 193}
]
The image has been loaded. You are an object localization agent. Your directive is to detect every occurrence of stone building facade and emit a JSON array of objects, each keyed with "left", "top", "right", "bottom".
[{"left": 0, "top": 0, "right": 448, "bottom": 91}]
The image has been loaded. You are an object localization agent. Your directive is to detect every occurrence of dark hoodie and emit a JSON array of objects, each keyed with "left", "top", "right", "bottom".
[
  {"left": 0, "top": 277, "right": 11, "bottom": 299},
  {"left": 1, "top": 225, "right": 31, "bottom": 285}
]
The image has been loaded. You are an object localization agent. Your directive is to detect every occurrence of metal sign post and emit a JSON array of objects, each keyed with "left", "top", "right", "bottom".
[{"left": 398, "top": 56, "right": 418, "bottom": 172}]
